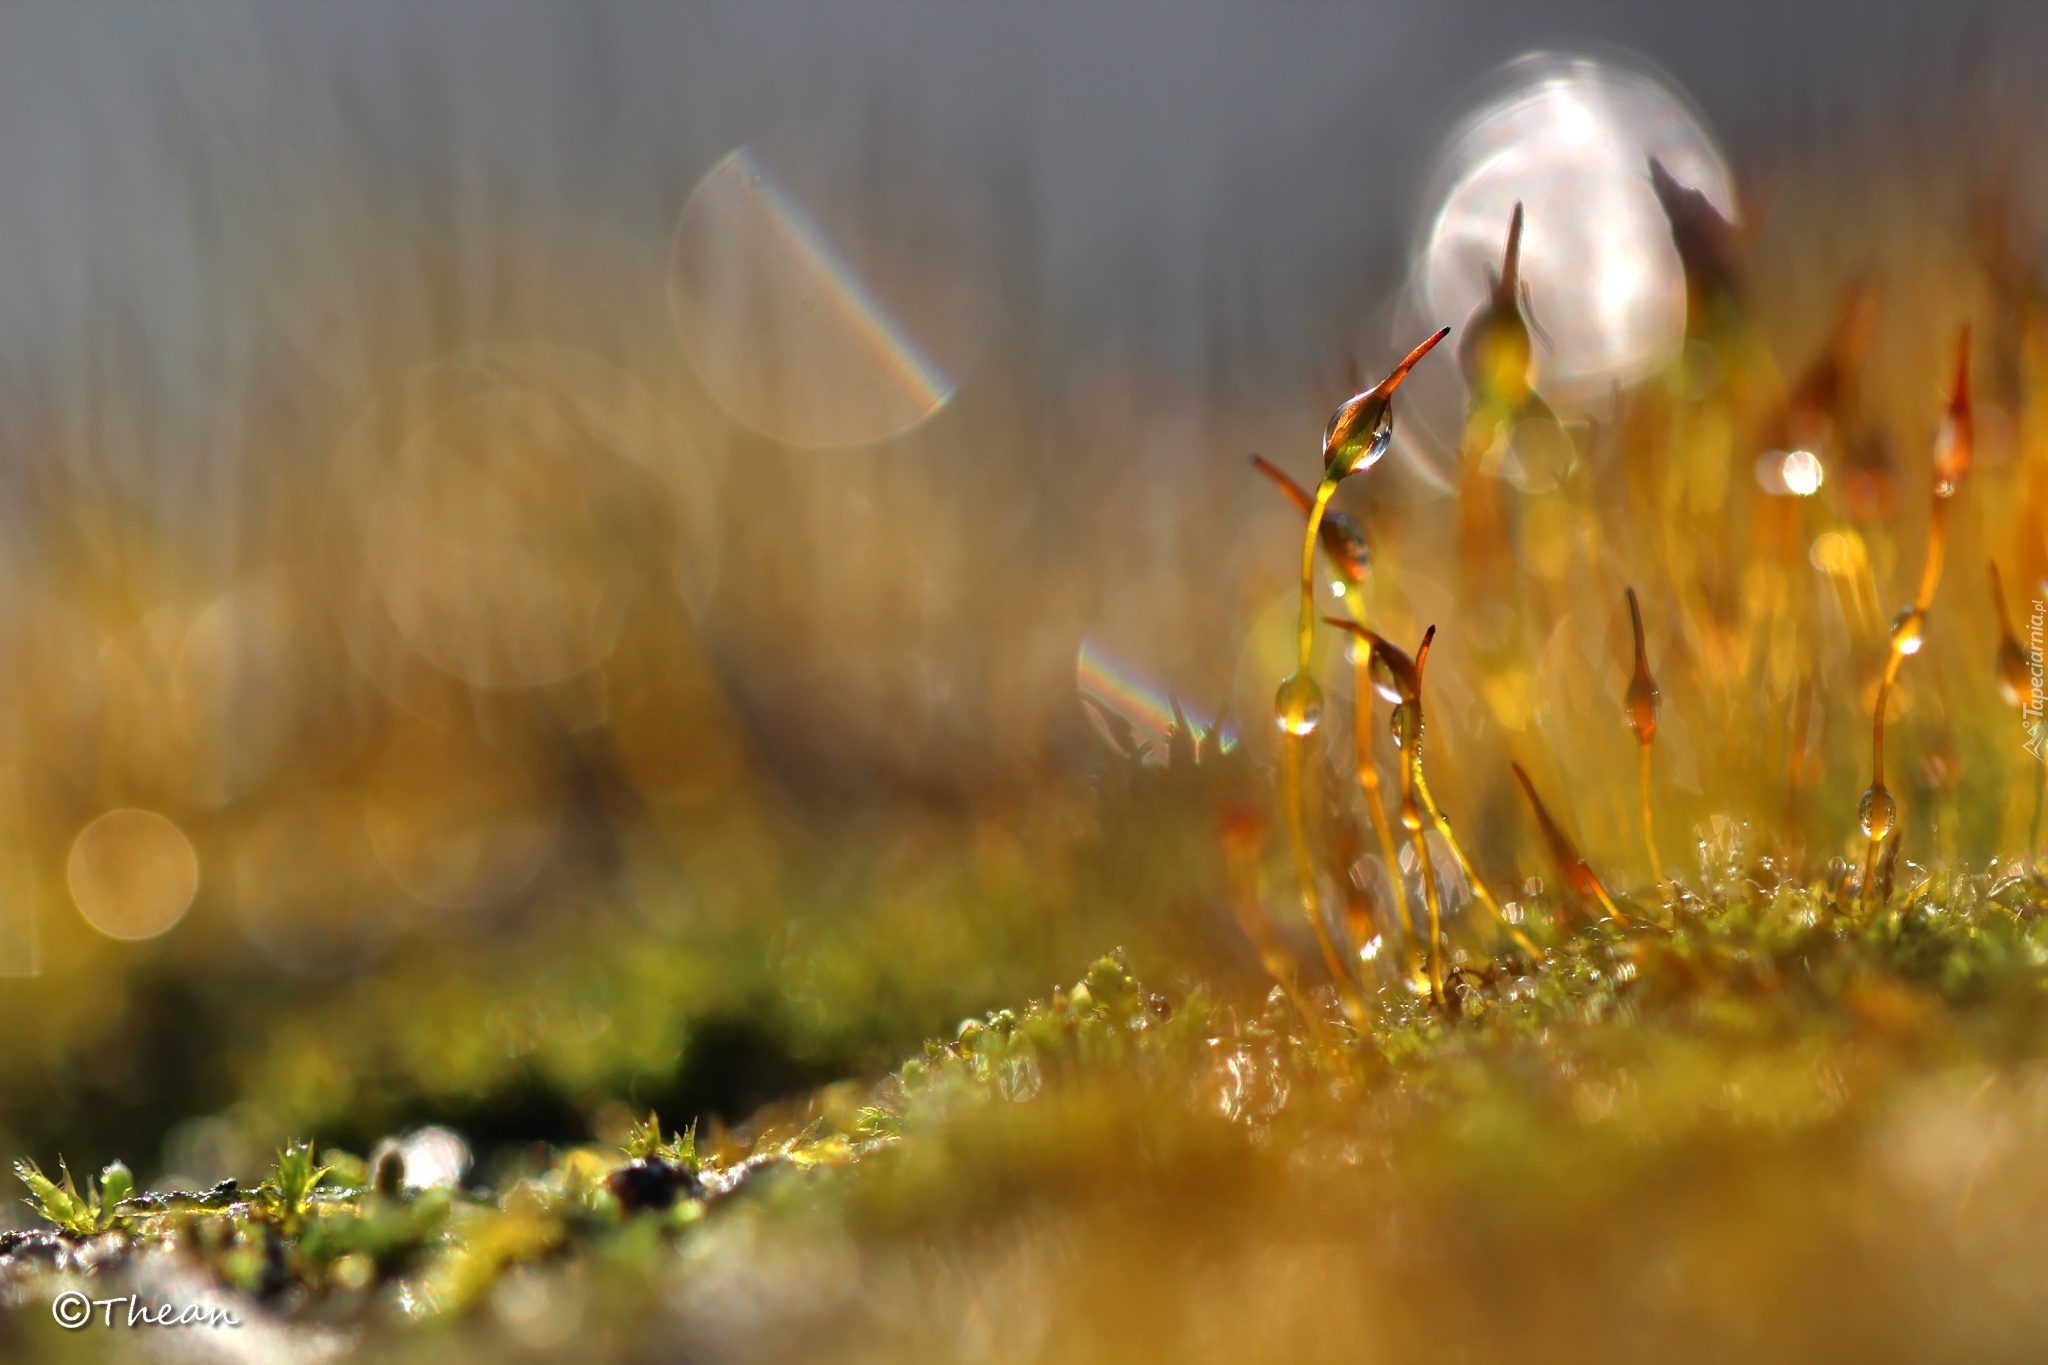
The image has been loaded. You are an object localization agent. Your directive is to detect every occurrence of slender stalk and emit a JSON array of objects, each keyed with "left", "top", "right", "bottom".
[
  {"left": 1859, "top": 327, "right": 1969, "bottom": 913},
  {"left": 1394, "top": 630, "right": 1447, "bottom": 1010},
  {"left": 1340, "top": 598, "right": 1417, "bottom": 951},
  {"left": 1399, "top": 748, "right": 1446, "bottom": 1011},
  {"left": 1282, "top": 734, "right": 1367, "bottom": 1028},
  {"left": 1588, "top": 873, "right": 1628, "bottom": 924},
  {"left": 1638, "top": 743, "right": 1664, "bottom": 894},
  {"left": 1269, "top": 328, "right": 1448, "bottom": 1016},
  {"left": 1414, "top": 767, "right": 1538, "bottom": 957},
  {"left": 1860, "top": 648, "right": 1905, "bottom": 913},
  {"left": 1220, "top": 811, "right": 1337, "bottom": 1055},
  {"left": 1511, "top": 760, "right": 1631, "bottom": 927},
  {"left": 1296, "top": 480, "right": 1340, "bottom": 674},
  {"left": 1321, "top": 618, "right": 1452, "bottom": 1009}
]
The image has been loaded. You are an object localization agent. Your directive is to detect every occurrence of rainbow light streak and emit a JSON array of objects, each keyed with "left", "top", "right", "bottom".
[
  {"left": 1075, "top": 637, "right": 1236, "bottom": 756},
  {"left": 721, "top": 147, "right": 952, "bottom": 411}
]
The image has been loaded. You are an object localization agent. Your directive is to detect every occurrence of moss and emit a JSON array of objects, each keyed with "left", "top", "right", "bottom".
[{"left": 5, "top": 883, "right": 2048, "bottom": 1360}]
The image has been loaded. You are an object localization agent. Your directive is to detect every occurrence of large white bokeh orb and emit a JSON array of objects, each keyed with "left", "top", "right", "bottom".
[{"left": 1420, "top": 53, "right": 1735, "bottom": 409}]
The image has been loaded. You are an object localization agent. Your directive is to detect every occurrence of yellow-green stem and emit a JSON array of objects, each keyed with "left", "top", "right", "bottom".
[
  {"left": 1861, "top": 494, "right": 1947, "bottom": 913},
  {"left": 1395, "top": 745, "right": 1446, "bottom": 1010},
  {"left": 1282, "top": 734, "right": 1368, "bottom": 1029},
  {"left": 1414, "top": 768, "right": 1537, "bottom": 957},
  {"left": 1589, "top": 876, "right": 1627, "bottom": 924},
  {"left": 1405, "top": 820, "right": 1445, "bottom": 1011},
  {"left": 1296, "top": 479, "right": 1340, "bottom": 674}
]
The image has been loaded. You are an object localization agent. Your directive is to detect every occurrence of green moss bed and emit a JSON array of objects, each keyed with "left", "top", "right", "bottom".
[{"left": 7, "top": 861, "right": 2048, "bottom": 1363}]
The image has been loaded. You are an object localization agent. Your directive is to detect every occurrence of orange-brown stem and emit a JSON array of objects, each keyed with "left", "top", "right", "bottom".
[
  {"left": 1511, "top": 761, "right": 1629, "bottom": 925},
  {"left": 1250, "top": 454, "right": 1316, "bottom": 516}
]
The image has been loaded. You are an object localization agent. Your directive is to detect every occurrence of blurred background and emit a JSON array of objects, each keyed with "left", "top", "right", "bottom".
[{"left": 0, "top": 0, "right": 2043, "bottom": 1192}]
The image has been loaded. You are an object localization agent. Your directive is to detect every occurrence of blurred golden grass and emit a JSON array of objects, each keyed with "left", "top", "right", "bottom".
[{"left": 0, "top": 50, "right": 2042, "bottom": 1279}]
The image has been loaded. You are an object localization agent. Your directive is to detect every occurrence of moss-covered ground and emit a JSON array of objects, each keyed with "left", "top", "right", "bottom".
[{"left": 8, "top": 855, "right": 2048, "bottom": 1363}]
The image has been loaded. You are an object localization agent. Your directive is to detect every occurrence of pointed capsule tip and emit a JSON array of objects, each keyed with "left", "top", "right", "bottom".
[
  {"left": 1380, "top": 327, "right": 1452, "bottom": 394},
  {"left": 1414, "top": 625, "right": 1436, "bottom": 677},
  {"left": 1503, "top": 204, "right": 1525, "bottom": 289}
]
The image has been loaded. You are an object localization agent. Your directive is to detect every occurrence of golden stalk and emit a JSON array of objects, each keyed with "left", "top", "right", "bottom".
[
  {"left": 1271, "top": 330, "right": 1449, "bottom": 1020},
  {"left": 1859, "top": 327, "right": 1971, "bottom": 913}
]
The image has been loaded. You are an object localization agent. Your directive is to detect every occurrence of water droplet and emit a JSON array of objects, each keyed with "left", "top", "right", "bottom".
[
  {"left": 1858, "top": 783, "right": 1895, "bottom": 840},
  {"left": 1273, "top": 672, "right": 1323, "bottom": 737},
  {"left": 1320, "top": 508, "right": 1372, "bottom": 583},
  {"left": 1889, "top": 608, "right": 1924, "bottom": 657},
  {"left": 1323, "top": 393, "right": 1394, "bottom": 479},
  {"left": 1388, "top": 700, "right": 1422, "bottom": 749},
  {"left": 1369, "top": 652, "right": 1406, "bottom": 704},
  {"left": 996, "top": 1053, "right": 1042, "bottom": 1103}
]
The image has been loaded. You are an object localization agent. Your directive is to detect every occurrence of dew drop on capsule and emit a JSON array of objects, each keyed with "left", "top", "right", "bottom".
[
  {"left": 1857, "top": 782, "right": 1895, "bottom": 840},
  {"left": 1274, "top": 672, "right": 1323, "bottom": 737},
  {"left": 1368, "top": 652, "right": 1405, "bottom": 705},
  {"left": 1388, "top": 701, "right": 1421, "bottom": 750},
  {"left": 1322, "top": 394, "right": 1395, "bottom": 480}
]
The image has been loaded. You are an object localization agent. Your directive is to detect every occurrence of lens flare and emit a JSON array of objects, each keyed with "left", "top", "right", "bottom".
[
  {"left": 670, "top": 142, "right": 985, "bottom": 448},
  {"left": 1075, "top": 638, "right": 1233, "bottom": 758},
  {"left": 1419, "top": 52, "right": 1734, "bottom": 407}
]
